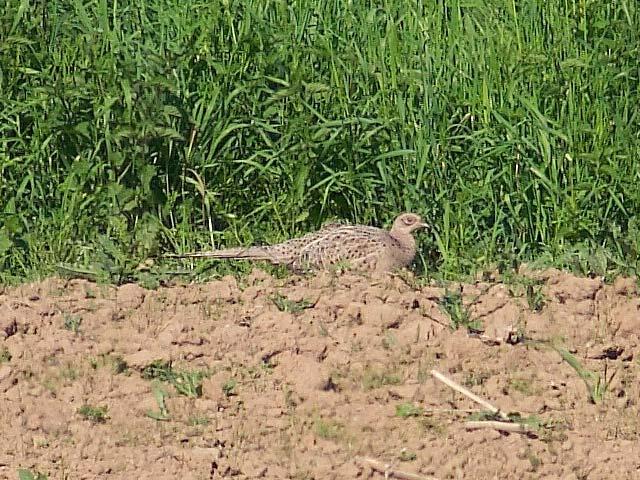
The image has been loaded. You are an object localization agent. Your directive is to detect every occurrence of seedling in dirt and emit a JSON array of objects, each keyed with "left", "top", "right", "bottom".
[
  {"left": 146, "top": 383, "right": 170, "bottom": 421},
  {"left": 439, "top": 289, "right": 483, "bottom": 333},
  {"left": 314, "top": 418, "right": 345, "bottom": 440},
  {"left": 222, "top": 378, "right": 237, "bottom": 397},
  {"left": 61, "top": 364, "right": 79, "bottom": 381},
  {"left": 503, "top": 273, "right": 547, "bottom": 312},
  {"left": 552, "top": 344, "right": 614, "bottom": 404},
  {"left": 418, "top": 417, "right": 446, "bottom": 435},
  {"left": 524, "top": 449, "right": 542, "bottom": 472},
  {"left": 381, "top": 332, "right": 397, "bottom": 350},
  {"left": 17, "top": 469, "right": 48, "bottom": 480},
  {"left": 77, "top": 404, "right": 108, "bottom": 424},
  {"left": 526, "top": 284, "right": 546, "bottom": 312},
  {"left": 141, "top": 360, "right": 175, "bottom": 382},
  {"left": 271, "top": 293, "right": 314, "bottom": 313},
  {"left": 188, "top": 415, "right": 210, "bottom": 426},
  {"left": 463, "top": 370, "right": 490, "bottom": 387},
  {"left": 508, "top": 377, "right": 540, "bottom": 396},
  {"left": 395, "top": 402, "right": 423, "bottom": 418},
  {"left": 398, "top": 448, "right": 417, "bottom": 462},
  {"left": 417, "top": 362, "right": 429, "bottom": 384},
  {"left": 0, "top": 346, "right": 11, "bottom": 363},
  {"left": 63, "top": 313, "right": 82, "bottom": 333},
  {"left": 172, "top": 370, "right": 205, "bottom": 397},
  {"left": 141, "top": 360, "right": 208, "bottom": 398},
  {"left": 88, "top": 354, "right": 128, "bottom": 374},
  {"left": 110, "top": 355, "right": 128, "bottom": 374},
  {"left": 361, "top": 368, "right": 402, "bottom": 390}
]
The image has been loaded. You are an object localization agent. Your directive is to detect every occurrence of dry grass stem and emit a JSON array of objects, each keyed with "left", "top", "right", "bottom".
[
  {"left": 430, "top": 369, "right": 509, "bottom": 420},
  {"left": 356, "top": 456, "right": 439, "bottom": 480}
]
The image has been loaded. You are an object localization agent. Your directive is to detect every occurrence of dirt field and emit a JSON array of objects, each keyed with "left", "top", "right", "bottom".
[{"left": 1, "top": 268, "right": 639, "bottom": 479}]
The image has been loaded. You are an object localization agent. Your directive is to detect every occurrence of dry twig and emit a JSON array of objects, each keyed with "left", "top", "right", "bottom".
[
  {"left": 465, "top": 420, "right": 537, "bottom": 435},
  {"left": 356, "top": 456, "right": 439, "bottom": 480},
  {"left": 430, "top": 370, "right": 509, "bottom": 420},
  {"left": 430, "top": 369, "right": 539, "bottom": 436}
]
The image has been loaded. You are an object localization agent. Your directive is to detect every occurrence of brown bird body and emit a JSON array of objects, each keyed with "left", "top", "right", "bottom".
[{"left": 167, "top": 213, "right": 428, "bottom": 272}]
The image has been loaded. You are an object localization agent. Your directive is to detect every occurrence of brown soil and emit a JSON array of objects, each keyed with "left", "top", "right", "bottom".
[{"left": 1, "top": 269, "right": 639, "bottom": 479}]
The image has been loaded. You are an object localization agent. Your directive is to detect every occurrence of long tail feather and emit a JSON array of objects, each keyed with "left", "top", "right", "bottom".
[{"left": 164, "top": 247, "right": 277, "bottom": 262}]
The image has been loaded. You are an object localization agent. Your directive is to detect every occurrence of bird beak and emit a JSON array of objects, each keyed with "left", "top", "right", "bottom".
[{"left": 419, "top": 222, "right": 430, "bottom": 229}]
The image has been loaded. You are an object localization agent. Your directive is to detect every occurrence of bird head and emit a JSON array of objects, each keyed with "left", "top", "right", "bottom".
[{"left": 392, "top": 213, "right": 429, "bottom": 235}]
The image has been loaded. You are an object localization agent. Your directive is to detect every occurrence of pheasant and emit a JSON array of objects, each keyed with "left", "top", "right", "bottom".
[{"left": 166, "top": 213, "right": 428, "bottom": 272}]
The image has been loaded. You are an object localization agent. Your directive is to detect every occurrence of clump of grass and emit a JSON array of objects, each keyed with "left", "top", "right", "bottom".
[
  {"left": 222, "top": 378, "right": 238, "bottom": 398},
  {"left": 361, "top": 368, "right": 402, "bottom": 390},
  {"left": 398, "top": 449, "right": 417, "bottom": 462},
  {"left": 0, "top": 347, "right": 11, "bottom": 363},
  {"left": 505, "top": 273, "right": 547, "bottom": 312},
  {"left": 381, "top": 332, "right": 397, "bottom": 350},
  {"left": 395, "top": 402, "right": 423, "bottom": 418},
  {"left": 89, "top": 354, "right": 129, "bottom": 374},
  {"left": 62, "top": 314, "right": 82, "bottom": 334},
  {"left": 188, "top": 415, "right": 210, "bottom": 426},
  {"left": 271, "top": 293, "right": 314, "bottom": 314},
  {"left": 551, "top": 344, "right": 614, "bottom": 404},
  {"left": 110, "top": 355, "right": 129, "bottom": 374},
  {"left": 77, "top": 404, "right": 108, "bottom": 424},
  {"left": 526, "top": 284, "right": 546, "bottom": 312},
  {"left": 17, "top": 470, "right": 48, "bottom": 480},
  {"left": 508, "top": 376, "right": 540, "bottom": 396},
  {"left": 146, "top": 383, "right": 170, "bottom": 421},
  {"left": 314, "top": 418, "right": 345, "bottom": 441},
  {"left": 141, "top": 360, "right": 208, "bottom": 398},
  {"left": 439, "top": 289, "right": 483, "bottom": 332},
  {"left": 463, "top": 370, "right": 491, "bottom": 387}
]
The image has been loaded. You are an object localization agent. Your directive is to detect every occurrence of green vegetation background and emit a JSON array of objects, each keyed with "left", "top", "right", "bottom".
[{"left": 1, "top": 0, "right": 639, "bottom": 283}]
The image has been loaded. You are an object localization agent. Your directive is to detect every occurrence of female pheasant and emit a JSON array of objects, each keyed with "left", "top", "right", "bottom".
[{"left": 166, "top": 213, "right": 428, "bottom": 273}]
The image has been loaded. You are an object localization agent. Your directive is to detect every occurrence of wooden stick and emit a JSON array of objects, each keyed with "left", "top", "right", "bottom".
[
  {"left": 465, "top": 420, "right": 537, "bottom": 435},
  {"left": 355, "top": 456, "right": 439, "bottom": 480},
  {"left": 423, "top": 408, "right": 481, "bottom": 416},
  {"left": 430, "top": 370, "right": 509, "bottom": 420}
]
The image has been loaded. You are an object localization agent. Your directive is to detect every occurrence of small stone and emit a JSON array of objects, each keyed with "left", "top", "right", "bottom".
[{"left": 0, "top": 365, "right": 12, "bottom": 382}]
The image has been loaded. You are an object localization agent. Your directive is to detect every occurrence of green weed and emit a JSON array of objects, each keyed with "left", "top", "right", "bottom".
[
  {"left": 146, "top": 383, "right": 171, "bottom": 421},
  {"left": 77, "top": 404, "right": 108, "bottom": 424},
  {"left": 395, "top": 403, "right": 423, "bottom": 418},
  {"left": 314, "top": 418, "right": 345, "bottom": 441},
  {"left": 222, "top": 378, "right": 238, "bottom": 398},
  {"left": 398, "top": 449, "right": 417, "bottom": 462},
  {"left": 62, "top": 314, "right": 82, "bottom": 334},
  {"left": 141, "top": 360, "right": 208, "bottom": 398},
  {"left": 439, "top": 289, "right": 483, "bottom": 333},
  {"left": 361, "top": 368, "right": 402, "bottom": 390},
  {"left": 0, "top": 347, "right": 11, "bottom": 363},
  {"left": 188, "top": 415, "right": 210, "bottom": 426},
  {"left": 271, "top": 293, "right": 314, "bottom": 314},
  {"left": 552, "top": 344, "right": 614, "bottom": 404},
  {"left": 17, "top": 470, "right": 48, "bottom": 480}
]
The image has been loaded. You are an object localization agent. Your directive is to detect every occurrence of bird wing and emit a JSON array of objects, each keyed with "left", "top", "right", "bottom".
[{"left": 293, "top": 226, "right": 390, "bottom": 269}]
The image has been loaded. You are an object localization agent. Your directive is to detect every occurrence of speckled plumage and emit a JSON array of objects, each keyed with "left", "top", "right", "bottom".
[{"left": 168, "top": 213, "right": 428, "bottom": 272}]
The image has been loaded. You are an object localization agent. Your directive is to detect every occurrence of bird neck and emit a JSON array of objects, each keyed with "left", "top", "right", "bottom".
[{"left": 390, "top": 230, "right": 416, "bottom": 255}]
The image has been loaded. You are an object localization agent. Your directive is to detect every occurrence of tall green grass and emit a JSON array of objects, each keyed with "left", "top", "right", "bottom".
[{"left": 1, "top": 0, "right": 639, "bottom": 282}]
